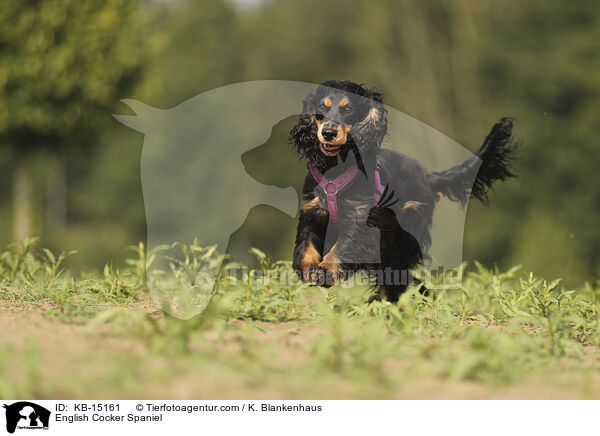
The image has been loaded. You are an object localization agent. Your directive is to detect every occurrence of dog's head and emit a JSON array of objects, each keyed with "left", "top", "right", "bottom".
[{"left": 289, "top": 80, "right": 388, "bottom": 167}]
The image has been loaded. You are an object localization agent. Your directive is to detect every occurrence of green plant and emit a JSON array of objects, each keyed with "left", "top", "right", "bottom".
[{"left": 2, "top": 240, "right": 600, "bottom": 399}]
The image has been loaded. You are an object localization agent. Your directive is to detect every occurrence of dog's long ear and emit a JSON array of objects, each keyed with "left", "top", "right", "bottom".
[
  {"left": 289, "top": 114, "right": 317, "bottom": 156},
  {"left": 351, "top": 90, "right": 388, "bottom": 154},
  {"left": 289, "top": 91, "right": 318, "bottom": 158}
]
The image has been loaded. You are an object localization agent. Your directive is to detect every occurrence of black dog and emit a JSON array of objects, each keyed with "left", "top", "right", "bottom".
[{"left": 290, "top": 80, "right": 516, "bottom": 302}]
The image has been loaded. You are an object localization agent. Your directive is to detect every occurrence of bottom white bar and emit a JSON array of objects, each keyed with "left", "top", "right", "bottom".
[{"left": 1, "top": 400, "right": 596, "bottom": 436}]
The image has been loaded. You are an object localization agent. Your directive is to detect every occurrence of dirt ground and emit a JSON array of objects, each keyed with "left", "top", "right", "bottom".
[{"left": 1, "top": 305, "right": 594, "bottom": 400}]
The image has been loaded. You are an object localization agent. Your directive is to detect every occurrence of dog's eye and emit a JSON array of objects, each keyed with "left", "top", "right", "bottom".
[
  {"left": 318, "top": 103, "right": 328, "bottom": 111},
  {"left": 342, "top": 106, "right": 353, "bottom": 114}
]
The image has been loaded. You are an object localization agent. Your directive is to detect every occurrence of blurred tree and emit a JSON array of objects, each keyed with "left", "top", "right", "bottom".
[
  {"left": 464, "top": 0, "right": 600, "bottom": 283},
  {"left": 0, "top": 0, "right": 145, "bottom": 240},
  {"left": 135, "top": 0, "right": 241, "bottom": 107}
]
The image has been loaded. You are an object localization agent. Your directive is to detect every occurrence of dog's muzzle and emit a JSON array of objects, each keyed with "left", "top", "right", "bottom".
[{"left": 318, "top": 122, "right": 347, "bottom": 156}]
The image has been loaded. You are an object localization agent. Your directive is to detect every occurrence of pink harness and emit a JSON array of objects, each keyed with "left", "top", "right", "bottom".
[{"left": 308, "top": 162, "right": 385, "bottom": 228}]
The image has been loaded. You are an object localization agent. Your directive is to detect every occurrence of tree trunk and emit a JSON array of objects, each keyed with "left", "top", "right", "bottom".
[
  {"left": 46, "top": 153, "right": 67, "bottom": 230},
  {"left": 13, "top": 154, "right": 33, "bottom": 241}
]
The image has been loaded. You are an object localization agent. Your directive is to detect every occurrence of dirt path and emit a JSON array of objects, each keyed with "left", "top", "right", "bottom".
[{"left": 0, "top": 306, "right": 594, "bottom": 399}]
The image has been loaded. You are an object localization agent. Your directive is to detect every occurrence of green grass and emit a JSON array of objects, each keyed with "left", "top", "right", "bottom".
[{"left": 0, "top": 238, "right": 599, "bottom": 399}]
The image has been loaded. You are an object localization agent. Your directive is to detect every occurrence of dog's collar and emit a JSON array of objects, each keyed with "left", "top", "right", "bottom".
[{"left": 309, "top": 161, "right": 385, "bottom": 228}]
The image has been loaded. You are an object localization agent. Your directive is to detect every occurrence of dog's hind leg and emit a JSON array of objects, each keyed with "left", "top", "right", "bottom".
[
  {"left": 377, "top": 283, "right": 407, "bottom": 303},
  {"left": 370, "top": 271, "right": 427, "bottom": 303}
]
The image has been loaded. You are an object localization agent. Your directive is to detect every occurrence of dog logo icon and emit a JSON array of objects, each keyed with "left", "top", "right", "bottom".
[{"left": 3, "top": 402, "right": 50, "bottom": 433}]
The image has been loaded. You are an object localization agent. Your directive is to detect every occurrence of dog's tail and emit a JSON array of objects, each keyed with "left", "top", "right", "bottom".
[{"left": 430, "top": 117, "right": 517, "bottom": 204}]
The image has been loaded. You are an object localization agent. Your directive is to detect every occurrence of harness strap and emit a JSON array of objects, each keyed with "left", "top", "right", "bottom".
[
  {"left": 309, "top": 163, "right": 358, "bottom": 228},
  {"left": 309, "top": 162, "right": 385, "bottom": 228}
]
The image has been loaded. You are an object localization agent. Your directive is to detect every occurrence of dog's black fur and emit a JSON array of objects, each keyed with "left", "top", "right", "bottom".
[{"left": 290, "top": 80, "right": 517, "bottom": 302}]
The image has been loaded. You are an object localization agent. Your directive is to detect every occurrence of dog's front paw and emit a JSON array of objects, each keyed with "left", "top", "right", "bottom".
[
  {"left": 307, "top": 265, "right": 337, "bottom": 288},
  {"left": 298, "top": 267, "right": 317, "bottom": 283}
]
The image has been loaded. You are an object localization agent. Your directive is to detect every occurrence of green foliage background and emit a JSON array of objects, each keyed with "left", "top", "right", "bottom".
[{"left": 0, "top": 0, "right": 599, "bottom": 286}]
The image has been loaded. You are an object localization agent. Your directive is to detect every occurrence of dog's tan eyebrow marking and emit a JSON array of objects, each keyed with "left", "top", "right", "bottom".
[
  {"left": 339, "top": 97, "right": 350, "bottom": 107},
  {"left": 323, "top": 97, "right": 332, "bottom": 107}
]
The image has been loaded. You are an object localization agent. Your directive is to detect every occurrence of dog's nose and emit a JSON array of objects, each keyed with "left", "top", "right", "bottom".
[{"left": 321, "top": 128, "right": 338, "bottom": 141}]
